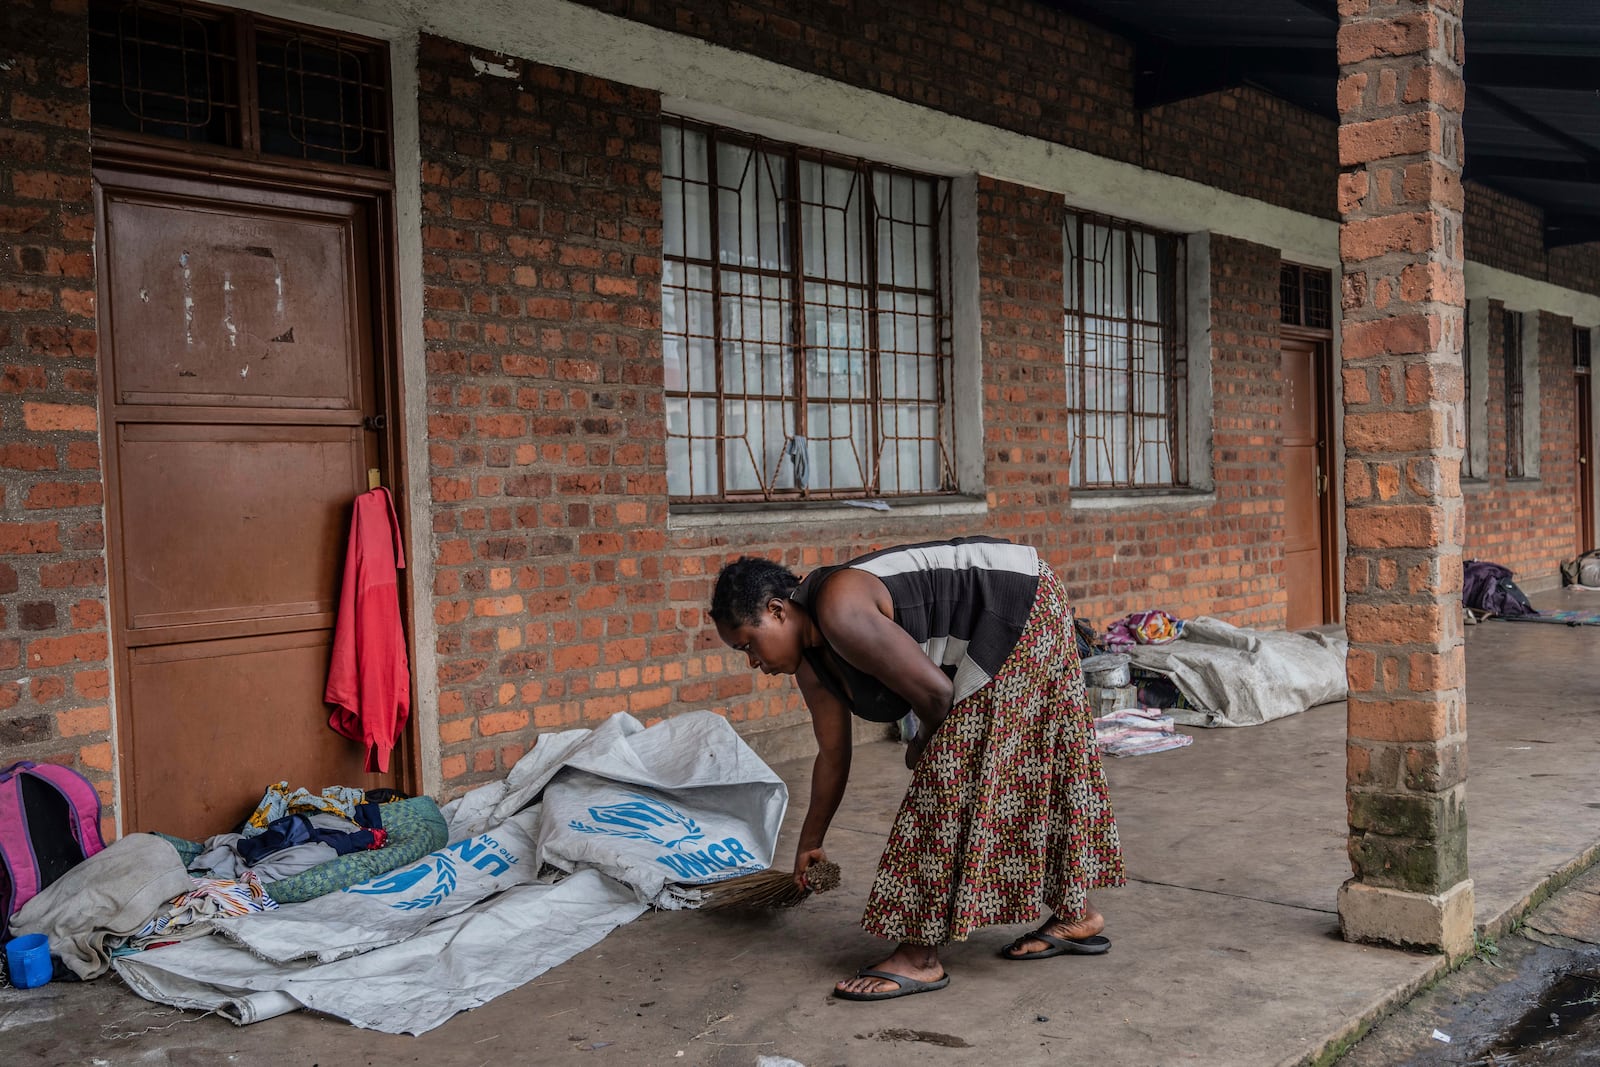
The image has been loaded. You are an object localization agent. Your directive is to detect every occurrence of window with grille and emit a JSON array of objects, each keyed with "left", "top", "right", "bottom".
[
  {"left": 89, "top": 0, "right": 391, "bottom": 171},
  {"left": 1064, "top": 212, "right": 1187, "bottom": 489},
  {"left": 660, "top": 118, "right": 955, "bottom": 503},
  {"left": 1578, "top": 326, "right": 1593, "bottom": 371},
  {"left": 1504, "top": 309, "right": 1525, "bottom": 478},
  {"left": 1279, "top": 263, "right": 1333, "bottom": 331}
]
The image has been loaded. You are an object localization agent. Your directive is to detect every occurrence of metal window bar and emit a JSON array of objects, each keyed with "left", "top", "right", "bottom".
[
  {"left": 1505, "top": 309, "right": 1525, "bottom": 478},
  {"left": 661, "top": 117, "right": 954, "bottom": 503},
  {"left": 1303, "top": 267, "right": 1332, "bottom": 330},
  {"left": 1577, "top": 326, "right": 1593, "bottom": 371},
  {"left": 89, "top": 0, "right": 241, "bottom": 147},
  {"left": 1278, "top": 263, "right": 1332, "bottom": 331},
  {"left": 1279, "top": 264, "right": 1301, "bottom": 327},
  {"left": 1064, "top": 211, "right": 1187, "bottom": 489},
  {"left": 88, "top": 0, "right": 391, "bottom": 172},
  {"left": 256, "top": 28, "right": 390, "bottom": 169}
]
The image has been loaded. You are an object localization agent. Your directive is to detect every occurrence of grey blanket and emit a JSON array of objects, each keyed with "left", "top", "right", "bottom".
[
  {"left": 1125, "top": 617, "right": 1348, "bottom": 727},
  {"left": 10, "top": 833, "right": 192, "bottom": 979}
]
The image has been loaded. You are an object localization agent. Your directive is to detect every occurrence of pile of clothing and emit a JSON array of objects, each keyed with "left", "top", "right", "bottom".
[
  {"left": 1093, "top": 707, "right": 1193, "bottom": 758},
  {"left": 7, "top": 782, "right": 439, "bottom": 980},
  {"left": 1102, "top": 609, "right": 1185, "bottom": 651}
]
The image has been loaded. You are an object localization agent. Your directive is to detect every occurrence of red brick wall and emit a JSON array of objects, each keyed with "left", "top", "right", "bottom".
[
  {"left": 0, "top": 0, "right": 115, "bottom": 833},
  {"left": 415, "top": 39, "right": 1101, "bottom": 789},
  {"left": 1465, "top": 183, "right": 1600, "bottom": 299},
  {"left": 1465, "top": 305, "right": 1582, "bottom": 581},
  {"left": 4, "top": 0, "right": 1597, "bottom": 815},
  {"left": 577, "top": 0, "right": 1142, "bottom": 168},
  {"left": 415, "top": 34, "right": 1300, "bottom": 790},
  {"left": 417, "top": 38, "right": 670, "bottom": 787},
  {"left": 1143, "top": 87, "right": 1338, "bottom": 220},
  {"left": 573, "top": 0, "right": 1346, "bottom": 220}
]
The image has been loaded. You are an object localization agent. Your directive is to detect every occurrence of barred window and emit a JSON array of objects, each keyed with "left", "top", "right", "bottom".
[
  {"left": 1064, "top": 212, "right": 1187, "bottom": 489},
  {"left": 1504, "top": 309, "right": 1525, "bottom": 478},
  {"left": 88, "top": 0, "right": 391, "bottom": 171},
  {"left": 660, "top": 118, "right": 955, "bottom": 503},
  {"left": 1577, "top": 325, "right": 1592, "bottom": 370},
  {"left": 1279, "top": 262, "right": 1332, "bottom": 331}
]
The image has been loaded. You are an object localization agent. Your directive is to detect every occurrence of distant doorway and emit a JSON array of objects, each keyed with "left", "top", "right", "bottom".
[
  {"left": 1279, "top": 264, "right": 1338, "bottom": 630},
  {"left": 1577, "top": 327, "right": 1594, "bottom": 554},
  {"left": 1281, "top": 336, "right": 1337, "bottom": 629}
]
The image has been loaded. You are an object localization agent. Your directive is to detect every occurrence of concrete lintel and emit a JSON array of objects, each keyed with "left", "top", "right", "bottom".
[{"left": 1339, "top": 877, "right": 1476, "bottom": 958}]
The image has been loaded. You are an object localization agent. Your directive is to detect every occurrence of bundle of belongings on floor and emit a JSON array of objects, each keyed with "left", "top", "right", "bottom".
[
  {"left": 7, "top": 781, "right": 444, "bottom": 983},
  {"left": 91, "top": 711, "right": 784, "bottom": 1034},
  {"left": 1462, "top": 558, "right": 1538, "bottom": 620},
  {"left": 1094, "top": 611, "right": 1347, "bottom": 729},
  {"left": 1561, "top": 549, "right": 1600, "bottom": 590}
]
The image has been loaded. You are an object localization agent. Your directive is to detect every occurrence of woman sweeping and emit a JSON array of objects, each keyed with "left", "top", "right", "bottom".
[{"left": 710, "top": 536, "right": 1124, "bottom": 1001}]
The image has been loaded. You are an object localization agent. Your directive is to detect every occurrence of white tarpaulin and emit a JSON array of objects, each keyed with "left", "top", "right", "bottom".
[
  {"left": 115, "top": 870, "right": 644, "bottom": 1034},
  {"left": 1125, "top": 617, "right": 1348, "bottom": 727},
  {"left": 448, "top": 709, "right": 788, "bottom": 905},
  {"left": 113, "top": 711, "right": 787, "bottom": 1033}
]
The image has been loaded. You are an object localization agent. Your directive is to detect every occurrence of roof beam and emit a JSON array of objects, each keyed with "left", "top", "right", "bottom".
[
  {"left": 1464, "top": 154, "right": 1600, "bottom": 183},
  {"left": 1136, "top": 44, "right": 1336, "bottom": 110},
  {"left": 1285, "top": 0, "right": 1339, "bottom": 21},
  {"left": 1468, "top": 53, "right": 1600, "bottom": 93},
  {"left": 1545, "top": 214, "right": 1600, "bottom": 249},
  {"left": 1467, "top": 85, "right": 1600, "bottom": 166}
]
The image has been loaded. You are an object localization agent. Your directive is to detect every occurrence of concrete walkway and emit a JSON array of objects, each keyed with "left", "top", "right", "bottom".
[{"left": 3, "top": 595, "right": 1598, "bottom": 1066}]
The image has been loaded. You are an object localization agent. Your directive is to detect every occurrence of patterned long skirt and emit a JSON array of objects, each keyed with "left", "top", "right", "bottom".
[{"left": 860, "top": 562, "right": 1125, "bottom": 946}]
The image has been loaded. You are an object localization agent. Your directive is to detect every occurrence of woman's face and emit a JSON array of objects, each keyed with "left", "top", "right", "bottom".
[{"left": 716, "top": 598, "right": 804, "bottom": 676}]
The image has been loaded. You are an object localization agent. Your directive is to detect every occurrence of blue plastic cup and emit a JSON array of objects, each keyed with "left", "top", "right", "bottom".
[{"left": 5, "top": 933, "right": 52, "bottom": 989}]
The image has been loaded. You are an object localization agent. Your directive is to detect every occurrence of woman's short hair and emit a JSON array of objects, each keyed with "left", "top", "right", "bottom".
[{"left": 710, "top": 557, "right": 800, "bottom": 626}]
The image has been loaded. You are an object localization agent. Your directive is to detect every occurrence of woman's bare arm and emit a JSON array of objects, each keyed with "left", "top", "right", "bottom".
[{"left": 793, "top": 657, "right": 853, "bottom": 885}]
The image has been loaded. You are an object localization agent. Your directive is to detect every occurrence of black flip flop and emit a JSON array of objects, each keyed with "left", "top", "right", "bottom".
[
  {"left": 1000, "top": 929, "right": 1112, "bottom": 960},
  {"left": 833, "top": 967, "right": 951, "bottom": 1001}
]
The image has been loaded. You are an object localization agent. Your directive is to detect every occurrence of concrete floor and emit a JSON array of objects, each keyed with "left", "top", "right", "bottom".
[{"left": 3, "top": 593, "right": 1598, "bottom": 1067}]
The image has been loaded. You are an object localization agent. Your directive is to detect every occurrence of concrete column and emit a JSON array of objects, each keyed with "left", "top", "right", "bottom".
[{"left": 1335, "top": 0, "right": 1474, "bottom": 956}]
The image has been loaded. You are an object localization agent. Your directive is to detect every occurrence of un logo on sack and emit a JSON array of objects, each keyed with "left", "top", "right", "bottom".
[
  {"left": 345, "top": 855, "right": 458, "bottom": 910},
  {"left": 568, "top": 793, "right": 706, "bottom": 848}
]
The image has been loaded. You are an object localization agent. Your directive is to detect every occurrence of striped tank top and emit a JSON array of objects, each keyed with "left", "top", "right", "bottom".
[{"left": 790, "top": 536, "right": 1041, "bottom": 723}]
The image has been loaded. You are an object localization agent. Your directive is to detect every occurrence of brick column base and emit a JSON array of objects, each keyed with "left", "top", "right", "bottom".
[{"left": 1338, "top": 878, "right": 1475, "bottom": 958}]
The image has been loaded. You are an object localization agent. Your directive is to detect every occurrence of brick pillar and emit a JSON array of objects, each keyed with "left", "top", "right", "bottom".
[{"left": 1336, "top": 0, "right": 1473, "bottom": 955}]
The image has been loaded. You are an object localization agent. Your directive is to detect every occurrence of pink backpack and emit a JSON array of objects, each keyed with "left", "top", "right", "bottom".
[{"left": 1, "top": 761, "right": 106, "bottom": 930}]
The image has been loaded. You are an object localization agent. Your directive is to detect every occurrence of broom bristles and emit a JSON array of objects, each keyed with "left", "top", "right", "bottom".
[{"left": 698, "top": 861, "right": 841, "bottom": 912}]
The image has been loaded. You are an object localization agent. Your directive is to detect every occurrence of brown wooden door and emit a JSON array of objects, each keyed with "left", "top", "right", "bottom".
[
  {"left": 96, "top": 166, "right": 402, "bottom": 839},
  {"left": 1282, "top": 337, "right": 1335, "bottom": 630},
  {"left": 1580, "top": 370, "right": 1595, "bottom": 553}
]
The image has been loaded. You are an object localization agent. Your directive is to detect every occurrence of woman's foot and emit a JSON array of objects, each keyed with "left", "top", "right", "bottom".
[
  {"left": 1001, "top": 905, "right": 1106, "bottom": 959},
  {"left": 834, "top": 943, "right": 945, "bottom": 998}
]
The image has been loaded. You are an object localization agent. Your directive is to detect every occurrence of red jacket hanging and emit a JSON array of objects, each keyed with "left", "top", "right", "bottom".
[{"left": 325, "top": 487, "right": 410, "bottom": 774}]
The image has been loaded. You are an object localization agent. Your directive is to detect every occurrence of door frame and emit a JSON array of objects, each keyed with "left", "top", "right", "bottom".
[
  {"left": 1579, "top": 361, "right": 1595, "bottom": 554},
  {"left": 1283, "top": 325, "right": 1341, "bottom": 625},
  {"left": 92, "top": 139, "right": 418, "bottom": 826}
]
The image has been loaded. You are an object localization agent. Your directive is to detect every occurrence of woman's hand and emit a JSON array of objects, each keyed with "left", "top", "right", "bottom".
[
  {"left": 903, "top": 707, "right": 944, "bottom": 769},
  {"left": 904, "top": 733, "right": 929, "bottom": 770},
  {"left": 794, "top": 846, "right": 829, "bottom": 890}
]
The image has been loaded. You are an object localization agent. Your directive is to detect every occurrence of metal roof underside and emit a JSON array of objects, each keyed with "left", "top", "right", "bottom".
[{"left": 1043, "top": 0, "right": 1600, "bottom": 248}]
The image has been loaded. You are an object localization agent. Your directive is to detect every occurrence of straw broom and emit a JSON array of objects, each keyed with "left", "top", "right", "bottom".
[{"left": 697, "top": 861, "right": 841, "bottom": 912}]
